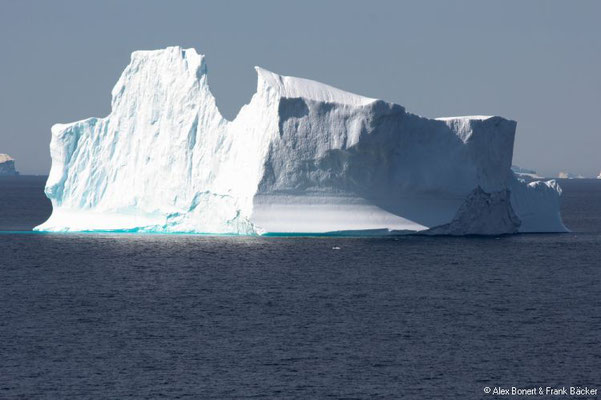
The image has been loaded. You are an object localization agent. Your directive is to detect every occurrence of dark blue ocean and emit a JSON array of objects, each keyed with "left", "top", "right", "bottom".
[{"left": 1, "top": 176, "right": 600, "bottom": 399}]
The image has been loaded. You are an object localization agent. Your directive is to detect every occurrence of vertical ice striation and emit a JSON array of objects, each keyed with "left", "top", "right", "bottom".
[
  {"left": 41, "top": 47, "right": 259, "bottom": 233},
  {"left": 36, "top": 47, "right": 567, "bottom": 235}
]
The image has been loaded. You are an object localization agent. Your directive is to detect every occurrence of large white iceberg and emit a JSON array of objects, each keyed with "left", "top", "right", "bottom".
[{"left": 36, "top": 47, "right": 567, "bottom": 235}]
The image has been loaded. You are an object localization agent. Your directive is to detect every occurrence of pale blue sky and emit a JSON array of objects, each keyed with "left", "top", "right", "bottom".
[{"left": 1, "top": 0, "right": 599, "bottom": 176}]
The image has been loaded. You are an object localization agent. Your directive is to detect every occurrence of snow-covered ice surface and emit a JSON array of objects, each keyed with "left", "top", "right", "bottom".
[{"left": 36, "top": 47, "right": 567, "bottom": 235}]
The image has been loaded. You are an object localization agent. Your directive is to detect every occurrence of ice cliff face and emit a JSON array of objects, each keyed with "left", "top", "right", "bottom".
[
  {"left": 36, "top": 47, "right": 567, "bottom": 235},
  {"left": 0, "top": 154, "right": 19, "bottom": 176}
]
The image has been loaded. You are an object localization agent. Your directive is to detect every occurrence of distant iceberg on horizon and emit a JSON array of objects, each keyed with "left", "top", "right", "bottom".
[
  {"left": 511, "top": 165, "right": 543, "bottom": 180},
  {"left": 558, "top": 171, "right": 586, "bottom": 179},
  {"left": 0, "top": 154, "right": 19, "bottom": 176},
  {"left": 35, "top": 47, "right": 567, "bottom": 235}
]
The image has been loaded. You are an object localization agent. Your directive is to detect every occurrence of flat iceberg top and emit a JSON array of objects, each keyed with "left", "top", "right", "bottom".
[
  {"left": 436, "top": 115, "right": 496, "bottom": 121},
  {"left": 0, "top": 154, "right": 14, "bottom": 163},
  {"left": 128, "top": 47, "right": 204, "bottom": 67},
  {"left": 255, "top": 66, "right": 376, "bottom": 107}
]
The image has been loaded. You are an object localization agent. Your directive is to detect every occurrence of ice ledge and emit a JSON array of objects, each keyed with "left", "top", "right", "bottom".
[
  {"left": 255, "top": 66, "right": 377, "bottom": 106},
  {"left": 436, "top": 115, "right": 496, "bottom": 121}
]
